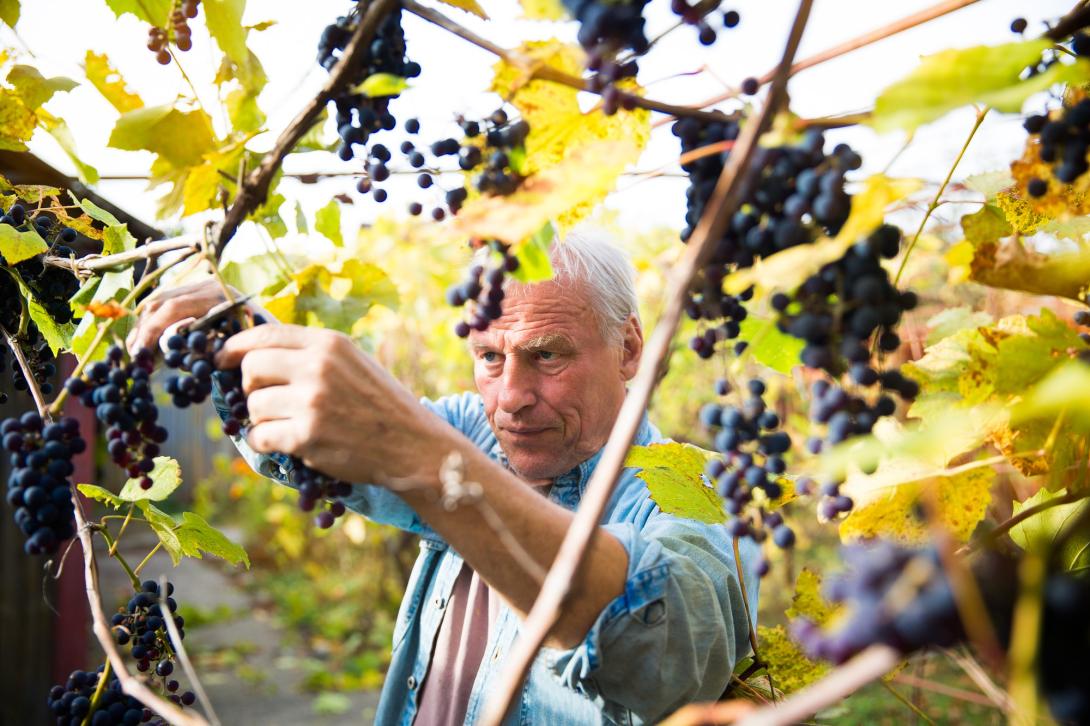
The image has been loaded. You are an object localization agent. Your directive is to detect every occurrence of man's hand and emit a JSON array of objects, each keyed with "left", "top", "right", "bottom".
[
  {"left": 214, "top": 324, "right": 456, "bottom": 485},
  {"left": 127, "top": 279, "right": 270, "bottom": 353}
]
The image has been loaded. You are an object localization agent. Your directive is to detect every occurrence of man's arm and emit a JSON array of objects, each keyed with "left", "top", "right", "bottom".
[{"left": 216, "top": 323, "right": 628, "bottom": 648}]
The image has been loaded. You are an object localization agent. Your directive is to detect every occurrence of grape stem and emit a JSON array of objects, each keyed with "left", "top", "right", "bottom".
[
  {"left": 132, "top": 542, "right": 163, "bottom": 577},
  {"left": 81, "top": 657, "right": 112, "bottom": 726},
  {"left": 961, "top": 489, "right": 1089, "bottom": 556},
  {"left": 96, "top": 526, "right": 140, "bottom": 590},
  {"left": 158, "top": 576, "right": 222, "bottom": 726},
  {"left": 880, "top": 680, "right": 936, "bottom": 725},
  {"left": 43, "top": 236, "right": 201, "bottom": 275},
  {"left": 731, "top": 536, "right": 771, "bottom": 698},
  {"left": 942, "top": 647, "right": 1017, "bottom": 713},
  {"left": 894, "top": 106, "right": 989, "bottom": 285},
  {"left": 0, "top": 322, "right": 51, "bottom": 421},
  {"left": 107, "top": 503, "right": 135, "bottom": 557},
  {"left": 398, "top": 0, "right": 735, "bottom": 124},
  {"left": 477, "top": 0, "right": 815, "bottom": 721},
  {"left": 215, "top": 0, "right": 399, "bottom": 255}
]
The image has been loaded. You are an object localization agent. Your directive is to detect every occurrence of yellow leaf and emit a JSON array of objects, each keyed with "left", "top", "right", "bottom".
[
  {"left": 994, "top": 188, "right": 1046, "bottom": 234},
  {"left": 786, "top": 568, "right": 837, "bottom": 626},
  {"left": 434, "top": 0, "right": 487, "bottom": 18},
  {"left": 451, "top": 140, "right": 639, "bottom": 245},
  {"left": 839, "top": 461, "right": 994, "bottom": 544},
  {"left": 0, "top": 88, "right": 36, "bottom": 151},
  {"left": 182, "top": 162, "right": 223, "bottom": 217},
  {"left": 520, "top": 0, "right": 565, "bottom": 20},
  {"left": 757, "top": 625, "right": 829, "bottom": 694},
  {"left": 83, "top": 51, "right": 143, "bottom": 114}
]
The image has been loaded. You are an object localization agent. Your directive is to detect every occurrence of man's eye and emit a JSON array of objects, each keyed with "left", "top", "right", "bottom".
[
  {"left": 482, "top": 351, "right": 500, "bottom": 363},
  {"left": 537, "top": 350, "right": 556, "bottom": 361}
]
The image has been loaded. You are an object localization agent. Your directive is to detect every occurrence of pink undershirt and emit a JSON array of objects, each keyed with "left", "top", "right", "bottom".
[{"left": 414, "top": 563, "right": 502, "bottom": 726}]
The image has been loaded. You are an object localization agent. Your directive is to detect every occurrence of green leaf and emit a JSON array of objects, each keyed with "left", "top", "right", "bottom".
[
  {"left": 108, "top": 105, "right": 217, "bottom": 169},
  {"left": 83, "top": 51, "right": 143, "bottom": 114},
  {"left": 39, "top": 113, "right": 99, "bottom": 185},
  {"left": 872, "top": 41, "right": 1090, "bottom": 134},
  {"left": 1011, "top": 361, "right": 1090, "bottom": 431},
  {"left": 1010, "top": 488, "right": 1090, "bottom": 572},
  {"left": 352, "top": 73, "right": 408, "bottom": 98},
  {"left": 0, "top": 222, "right": 46, "bottom": 264},
  {"left": 509, "top": 222, "right": 554, "bottom": 283},
  {"left": 737, "top": 315, "right": 804, "bottom": 375},
  {"left": 961, "top": 204, "right": 1011, "bottom": 245},
  {"left": 103, "top": 0, "right": 171, "bottom": 26},
  {"left": 1041, "top": 215, "right": 1090, "bottom": 242},
  {"left": 964, "top": 170, "right": 1014, "bottom": 199},
  {"left": 135, "top": 501, "right": 183, "bottom": 565},
  {"left": 205, "top": 0, "right": 266, "bottom": 95},
  {"left": 80, "top": 198, "right": 136, "bottom": 254},
  {"left": 77, "top": 483, "right": 125, "bottom": 510},
  {"left": 294, "top": 201, "right": 307, "bottom": 235},
  {"left": 624, "top": 442, "right": 725, "bottom": 524},
  {"left": 252, "top": 191, "right": 288, "bottom": 238},
  {"left": 314, "top": 199, "right": 343, "bottom": 247},
  {"left": 6, "top": 65, "right": 78, "bottom": 111},
  {"left": 175, "top": 511, "right": 250, "bottom": 568},
  {"left": 220, "top": 252, "right": 289, "bottom": 296},
  {"left": 28, "top": 298, "right": 75, "bottom": 354},
  {"left": 0, "top": 0, "right": 19, "bottom": 27},
  {"left": 69, "top": 268, "right": 134, "bottom": 361},
  {"left": 225, "top": 86, "right": 265, "bottom": 134},
  {"left": 263, "top": 259, "right": 398, "bottom": 334},
  {"left": 119, "top": 457, "right": 182, "bottom": 502},
  {"left": 924, "top": 306, "right": 993, "bottom": 346}
]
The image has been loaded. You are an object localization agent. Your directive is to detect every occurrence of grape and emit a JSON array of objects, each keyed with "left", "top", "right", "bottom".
[
  {"left": 563, "top": 0, "right": 648, "bottom": 101},
  {"left": 3, "top": 412, "right": 83, "bottom": 555},
  {"left": 1010, "top": 17, "right": 1028, "bottom": 33},
  {"left": 144, "top": 1, "right": 201, "bottom": 64},
  {"left": 48, "top": 661, "right": 195, "bottom": 725},
  {"left": 68, "top": 345, "right": 166, "bottom": 483}
]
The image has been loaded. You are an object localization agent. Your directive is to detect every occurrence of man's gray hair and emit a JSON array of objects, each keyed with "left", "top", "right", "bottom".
[{"left": 505, "top": 226, "right": 640, "bottom": 346}]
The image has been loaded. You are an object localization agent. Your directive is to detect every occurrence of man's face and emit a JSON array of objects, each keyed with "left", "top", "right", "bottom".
[{"left": 469, "top": 279, "right": 640, "bottom": 484}]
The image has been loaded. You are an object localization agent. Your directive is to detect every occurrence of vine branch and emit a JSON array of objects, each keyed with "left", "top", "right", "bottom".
[
  {"left": 477, "top": 0, "right": 814, "bottom": 721},
  {"left": 44, "top": 237, "right": 200, "bottom": 275},
  {"left": 214, "top": 0, "right": 398, "bottom": 255},
  {"left": 159, "top": 577, "right": 221, "bottom": 726},
  {"left": 0, "top": 322, "right": 51, "bottom": 421}
]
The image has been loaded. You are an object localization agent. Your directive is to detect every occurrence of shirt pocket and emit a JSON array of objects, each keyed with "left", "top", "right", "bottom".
[{"left": 392, "top": 539, "right": 445, "bottom": 650}]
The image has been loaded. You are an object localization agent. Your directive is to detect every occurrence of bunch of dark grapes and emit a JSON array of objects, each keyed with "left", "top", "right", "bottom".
[
  {"left": 772, "top": 224, "right": 919, "bottom": 447},
  {"left": 47, "top": 662, "right": 194, "bottom": 725},
  {"left": 164, "top": 314, "right": 352, "bottom": 527},
  {"left": 667, "top": 2, "right": 742, "bottom": 48},
  {"left": 360, "top": 109, "right": 528, "bottom": 218},
  {"left": 700, "top": 377, "right": 795, "bottom": 571},
  {"left": 1076, "top": 309, "right": 1090, "bottom": 361},
  {"left": 563, "top": 0, "right": 647, "bottom": 102},
  {"left": 65, "top": 346, "right": 166, "bottom": 488},
  {"left": 146, "top": 0, "right": 201, "bottom": 65},
  {"left": 1024, "top": 98, "right": 1090, "bottom": 196},
  {"left": 3, "top": 412, "right": 83, "bottom": 555},
  {"left": 792, "top": 541, "right": 1018, "bottom": 665},
  {"left": 318, "top": 5, "right": 420, "bottom": 163},
  {"left": 447, "top": 240, "right": 520, "bottom": 337},
  {"left": 1039, "top": 571, "right": 1090, "bottom": 726},
  {"left": 8, "top": 326, "right": 59, "bottom": 397},
  {"left": 675, "top": 123, "right": 858, "bottom": 358},
  {"left": 110, "top": 580, "right": 190, "bottom": 685}
]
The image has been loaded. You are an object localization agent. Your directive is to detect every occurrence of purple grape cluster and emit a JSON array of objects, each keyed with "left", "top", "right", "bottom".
[
  {"left": 162, "top": 316, "right": 241, "bottom": 411},
  {"left": 47, "top": 662, "right": 194, "bottom": 725},
  {"left": 3, "top": 411, "right": 83, "bottom": 555},
  {"left": 110, "top": 579, "right": 190, "bottom": 687},
  {"left": 447, "top": 240, "right": 520, "bottom": 337},
  {"left": 65, "top": 346, "right": 166, "bottom": 489}
]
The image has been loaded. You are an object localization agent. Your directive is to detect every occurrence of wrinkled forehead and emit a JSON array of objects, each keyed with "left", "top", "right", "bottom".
[{"left": 470, "top": 280, "right": 602, "bottom": 349}]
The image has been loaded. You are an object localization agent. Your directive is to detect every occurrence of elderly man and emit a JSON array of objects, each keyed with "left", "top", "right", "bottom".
[{"left": 130, "top": 229, "right": 759, "bottom": 725}]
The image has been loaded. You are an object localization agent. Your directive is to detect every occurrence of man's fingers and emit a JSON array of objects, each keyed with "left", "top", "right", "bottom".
[
  {"left": 245, "top": 384, "right": 300, "bottom": 425},
  {"left": 128, "top": 284, "right": 224, "bottom": 353},
  {"left": 246, "top": 419, "right": 306, "bottom": 456},
  {"left": 216, "top": 324, "right": 329, "bottom": 370},
  {"left": 239, "top": 348, "right": 308, "bottom": 395}
]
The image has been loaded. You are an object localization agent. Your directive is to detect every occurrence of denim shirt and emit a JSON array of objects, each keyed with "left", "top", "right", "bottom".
[{"left": 216, "top": 390, "right": 761, "bottom": 725}]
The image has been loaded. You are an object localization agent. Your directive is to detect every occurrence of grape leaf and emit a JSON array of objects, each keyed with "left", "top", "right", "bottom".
[
  {"left": 79, "top": 198, "right": 136, "bottom": 254},
  {"left": 108, "top": 105, "right": 217, "bottom": 169},
  {"left": 119, "top": 457, "right": 182, "bottom": 502},
  {"left": 924, "top": 306, "right": 993, "bottom": 346},
  {"left": 1041, "top": 215, "right": 1090, "bottom": 242},
  {"left": 252, "top": 191, "right": 288, "bottom": 238},
  {"left": 77, "top": 483, "right": 125, "bottom": 510},
  {"left": 83, "top": 51, "right": 143, "bottom": 114},
  {"left": 6, "top": 65, "right": 78, "bottom": 111},
  {"left": 225, "top": 86, "right": 264, "bottom": 134},
  {"left": 69, "top": 268, "right": 134, "bottom": 361},
  {"left": 508, "top": 221, "right": 554, "bottom": 283},
  {"left": 315, "top": 199, "right": 344, "bottom": 247},
  {"left": 0, "top": 221, "right": 46, "bottom": 264},
  {"left": 963, "top": 170, "right": 1014, "bottom": 199},
  {"left": 205, "top": 0, "right": 267, "bottom": 95},
  {"left": 104, "top": 0, "right": 171, "bottom": 27},
  {"left": 871, "top": 40, "right": 1090, "bottom": 134},
  {"left": 520, "top": 0, "right": 565, "bottom": 20},
  {"left": 786, "top": 568, "right": 837, "bottom": 625},
  {"left": 1011, "top": 361, "right": 1090, "bottom": 432},
  {"left": 451, "top": 140, "right": 639, "bottom": 245},
  {"left": 181, "top": 161, "right": 223, "bottom": 217},
  {"left": 28, "top": 298, "right": 76, "bottom": 354},
  {"left": 263, "top": 258, "right": 398, "bottom": 334},
  {"left": 434, "top": 0, "right": 487, "bottom": 19},
  {"left": 353, "top": 73, "right": 408, "bottom": 98},
  {"left": 960, "top": 204, "right": 1011, "bottom": 245},
  {"left": 0, "top": 88, "right": 37, "bottom": 151},
  {"left": 758, "top": 625, "right": 829, "bottom": 694},
  {"left": 839, "top": 461, "right": 994, "bottom": 544},
  {"left": 38, "top": 111, "right": 99, "bottom": 185},
  {"left": 220, "top": 252, "right": 289, "bottom": 296},
  {"left": 0, "top": 0, "right": 19, "bottom": 27},
  {"left": 737, "top": 315, "right": 804, "bottom": 375},
  {"left": 175, "top": 511, "right": 250, "bottom": 568},
  {"left": 1010, "top": 488, "right": 1090, "bottom": 572},
  {"left": 624, "top": 442, "right": 725, "bottom": 524},
  {"left": 135, "top": 501, "right": 183, "bottom": 565}
]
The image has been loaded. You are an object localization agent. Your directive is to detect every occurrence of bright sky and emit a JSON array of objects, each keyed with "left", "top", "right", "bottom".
[{"left": 2, "top": 0, "right": 1076, "bottom": 252}]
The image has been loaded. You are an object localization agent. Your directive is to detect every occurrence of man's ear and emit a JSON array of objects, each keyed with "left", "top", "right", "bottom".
[{"left": 619, "top": 315, "right": 643, "bottom": 381}]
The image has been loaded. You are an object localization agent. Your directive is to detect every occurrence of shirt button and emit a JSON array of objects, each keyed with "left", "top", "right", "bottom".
[
  {"left": 434, "top": 596, "right": 446, "bottom": 609},
  {"left": 491, "top": 649, "right": 501, "bottom": 662},
  {"left": 407, "top": 675, "right": 417, "bottom": 690}
]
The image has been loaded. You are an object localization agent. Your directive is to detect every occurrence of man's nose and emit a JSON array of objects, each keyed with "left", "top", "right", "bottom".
[{"left": 497, "top": 356, "right": 537, "bottom": 414}]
